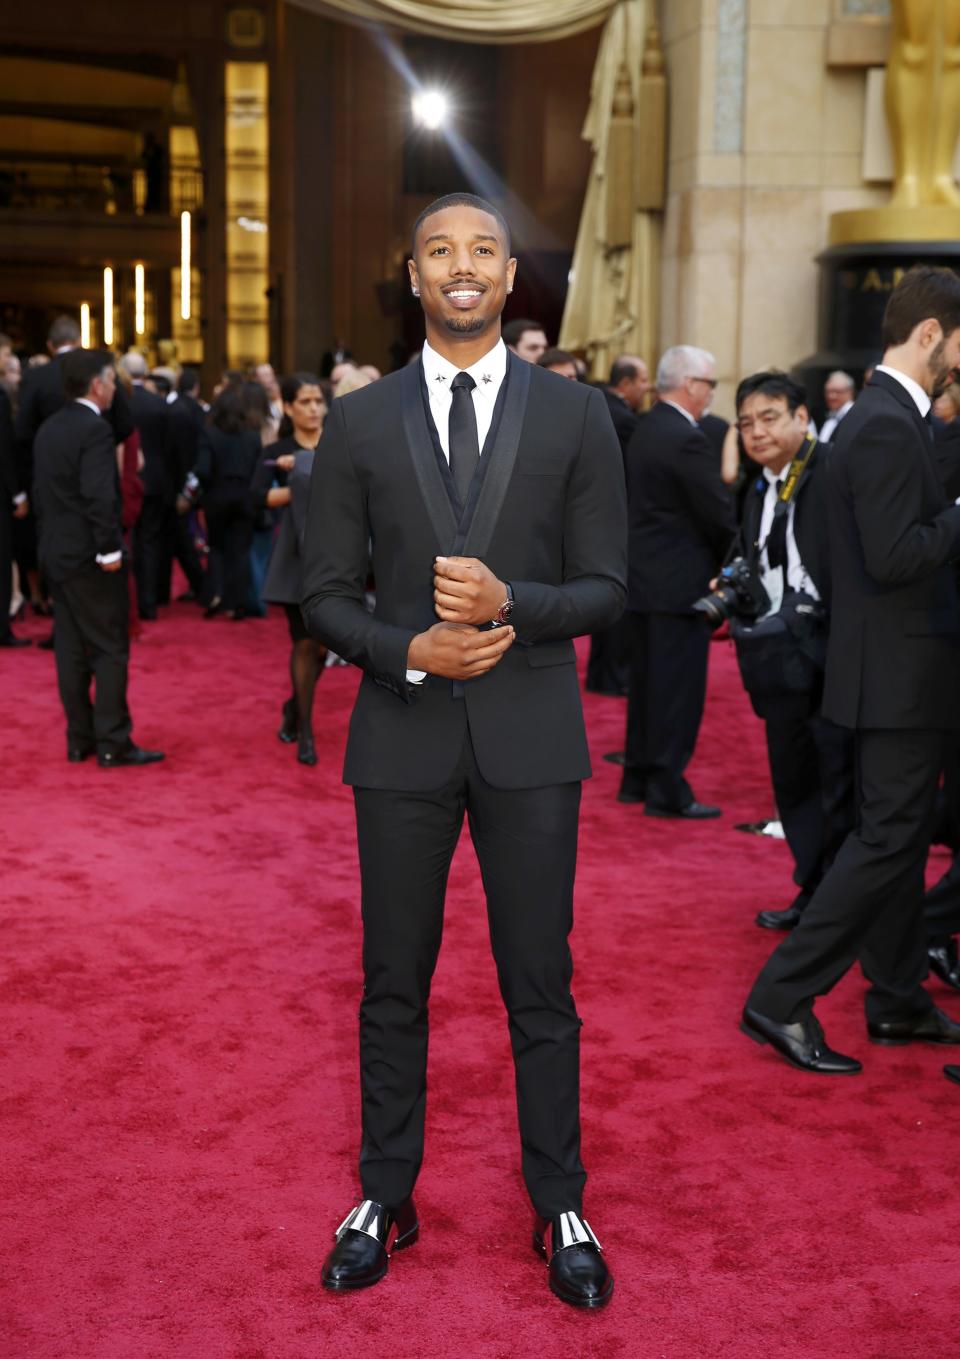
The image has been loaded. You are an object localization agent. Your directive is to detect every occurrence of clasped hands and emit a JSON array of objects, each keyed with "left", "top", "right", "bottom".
[{"left": 406, "top": 556, "right": 514, "bottom": 680}]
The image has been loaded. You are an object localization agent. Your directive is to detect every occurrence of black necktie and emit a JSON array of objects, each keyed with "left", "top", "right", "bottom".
[
  {"left": 449, "top": 371, "right": 479, "bottom": 504},
  {"left": 767, "top": 480, "right": 788, "bottom": 570}
]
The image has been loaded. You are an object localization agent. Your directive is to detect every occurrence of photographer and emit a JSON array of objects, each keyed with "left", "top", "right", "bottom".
[{"left": 701, "top": 372, "right": 854, "bottom": 931}]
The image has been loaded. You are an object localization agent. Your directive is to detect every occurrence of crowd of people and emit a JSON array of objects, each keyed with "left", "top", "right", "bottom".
[{"left": 7, "top": 190, "right": 960, "bottom": 1309}]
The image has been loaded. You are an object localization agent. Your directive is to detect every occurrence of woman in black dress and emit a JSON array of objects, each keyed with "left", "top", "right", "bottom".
[{"left": 253, "top": 372, "right": 327, "bottom": 766}]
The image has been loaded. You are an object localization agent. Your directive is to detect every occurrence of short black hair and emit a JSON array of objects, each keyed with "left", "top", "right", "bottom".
[
  {"left": 63, "top": 348, "right": 113, "bottom": 399},
  {"left": 411, "top": 193, "right": 511, "bottom": 258},
  {"left": 178, "top": 366, "right": 200, "bottom": 396},
  {"left": 736, "top": 369, "right": 808, "bottom": 414},
  {"left": 610, "top": 357, "right": 642, "bottom": 386},
  {"left": 502, "top": 318, "right": 544, "bottom": 348},
  {"left": 881, "top": 265, "right": 960, "bottom": 348},
  {"left": 280, "top": 371, "right": 322, "bottom": 405},
  {"left": 538, "top": 347, "right": 577, "bottom": 370}
]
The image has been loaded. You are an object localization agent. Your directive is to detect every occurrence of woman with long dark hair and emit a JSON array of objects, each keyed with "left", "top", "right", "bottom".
[
  {"left": 253, "top": 372, "right": 328, "bottom": 765},
  {"left": 195, "top": 386, "right": 261, "bottom": 619}
]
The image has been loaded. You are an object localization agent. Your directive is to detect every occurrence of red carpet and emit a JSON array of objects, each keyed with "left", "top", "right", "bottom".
[{"left": 2, "top": 604, "right": 957, "bottom": 1358}]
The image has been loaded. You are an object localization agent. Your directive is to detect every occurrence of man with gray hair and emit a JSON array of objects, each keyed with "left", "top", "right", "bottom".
[
  {"left": 618, "top": 345, "right": 736, "bottom": 816},
  {"left": 819, "top": 370, "right": 856, "bottom": 443}
]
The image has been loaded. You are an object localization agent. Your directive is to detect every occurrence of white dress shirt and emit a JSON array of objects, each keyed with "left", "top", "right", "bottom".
[
  {"left": 818, "top": 399, "right": 854, "bottom": 443},
  {"left": 407, "top": 337, "right": 508, "bottom": 682},
  {"left": 420, "top": 336, "right": 508, "bottom": 458},
  {"left": 75, "top": 398, "right": 123, "bottom": 565},
  {"left": 873, "top": 364, "right": 931, "bottom": 417},
  {"left": 757, "top": 461, "right": 820, "bottom": 616}
]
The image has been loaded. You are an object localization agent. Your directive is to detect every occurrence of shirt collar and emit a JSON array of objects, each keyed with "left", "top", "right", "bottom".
[
  {"left": 422, "top": 336, "right": 507, "bottom": 391},
  {"left": 75, "top": 397, "right": 102, "bottom": 417},
  {"left": 660, "top": 397, "right": 697, "bottom": 426},
  {"left": 874, "top": 364, "right": 931, "bottom": 418}
]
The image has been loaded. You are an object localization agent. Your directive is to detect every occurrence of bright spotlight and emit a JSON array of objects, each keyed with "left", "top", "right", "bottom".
[{"left": 412, "top": 89, "right": 449, "bottom": 131}]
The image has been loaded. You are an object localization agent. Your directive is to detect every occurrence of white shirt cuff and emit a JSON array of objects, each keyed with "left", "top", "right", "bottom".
[
  {"left": 406, "top": 669, "right": 427, "bottom": 683},
  {"left": 95, "top": 551, "right": 123, "bottom": 565},
  {"left": 13, "top": 492, "right": 26, "bottom": 506}
]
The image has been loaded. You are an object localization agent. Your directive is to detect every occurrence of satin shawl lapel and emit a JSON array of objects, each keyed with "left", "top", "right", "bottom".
[
  {"left": 462, "top": 351, "right": 531, "bottom": 559},
  {"left": 400, "top": 360, "right": 459, "bottom": 552}
]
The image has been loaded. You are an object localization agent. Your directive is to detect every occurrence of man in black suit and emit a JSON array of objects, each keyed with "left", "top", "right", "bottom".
[
  {"left": 0, "top": 381, "right": 30, "bottom": 647},
  {"left": 302, "top": 193, "right": 625, "bottom": 1307},
  {"left": 742, "top": 266, "right": 960, "bottom": 1075},
  {"left": 32, "top": 350, "right": 163, "bottom": 769},
  {"left": 618, "top": 347, "right": 736, "bottom": 817},
  {"left": 601, "top": 354, "right": 647, "bottom": 454},
  {"left": 122, "top": 352, "right": 176, "bottom": 618},
  {"left": 729, "top": 372, "right": 854, "bottom": 931},
  {"left": 166, "top": 367, "right": 207, "bottom": 603}
]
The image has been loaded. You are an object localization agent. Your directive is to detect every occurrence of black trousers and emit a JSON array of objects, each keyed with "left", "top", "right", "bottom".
[
  {"left": 353, "top": 708, "right": 585, "bottom": 1219},
  {"left": 205, "top": 489, "right": 253, "bottom": 612},
  {"left": 0, "top": 502, "right": 12, "bottom": 637},
  {"left": 585, "top": 614, "right": 631, "bottom": 696},
  {"left": 49, "top": 567, "right": 132, "bottom": 755},
  {"left": 620, "top": 610, "right": 711, "bottom": 809},
  {"left": 747, "top": 727, "right": 942, "bottom": 1025},
  {"left": 765, "top": 711, "right": 854, "bottom": 901},
  {"left": 134, "top": 495, "right": 177, "bottom": 613},
  {"left": 923, "top": 734, "right": 960, "bottom": 940}
]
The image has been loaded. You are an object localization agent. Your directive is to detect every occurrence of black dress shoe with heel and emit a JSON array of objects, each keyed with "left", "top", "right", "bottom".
[
  {"left": 277, "top": 698, "right": 298, "bottom": 744},
  {"left": 740, "top": 1006, "right": 862, "bottom": 1074},
  {"left": 929, "top": 940, "right": 960, "bottom": 992},
  {"left": 867, "top": 1005, "right": 960, "bottom": 1045},
  {"left": 297, "top": 732, "right": 317, "bottom": 766},
  {"left": 533, "top": 1211, "right": 613, "bottom": 1309},
  {"left": 321, "top": 1198, "right": 418, "bottom": 1292}
]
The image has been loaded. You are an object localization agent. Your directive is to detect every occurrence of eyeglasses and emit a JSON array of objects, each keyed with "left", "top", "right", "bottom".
[
  {"left": 689, "top": 376, "right": 718, "bottom": 389},
  {"left": 736, "top": 409, "right": 789, "bottom": 433}
]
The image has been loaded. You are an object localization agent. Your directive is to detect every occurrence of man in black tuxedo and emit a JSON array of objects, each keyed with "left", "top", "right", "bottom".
[
  {"left": 166, "top": 367, "right": 207, "bottom": 603},
  {"left": 302, "top": 193, "right": 625, "bottom": 1308},
  {"left": 32, "top": 349, "right": 163, "bottom": 769},
  {"left": 123, "top": 353, "right": 176, "bottom": 618},
  {"left": 743, "top": 266, "right": 960, "bottom": 1075},
  {"left": 0, "top": 382, "right": 30, "bottom": 647},
  {"left": 618, "top": 346, "right": 736, "bottom": 817},
  {"left": 729, "top": 372, "right": 854, "bottom": 932}
]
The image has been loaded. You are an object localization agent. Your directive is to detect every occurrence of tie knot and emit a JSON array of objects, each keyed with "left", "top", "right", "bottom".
[{"left": 451, "top": 371, "right": 476, "bottom": 394}]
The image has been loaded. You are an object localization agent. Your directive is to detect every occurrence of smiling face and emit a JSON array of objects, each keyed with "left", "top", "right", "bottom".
[{"left": 408, "top": 203, "right": 516, "bottom": 352}]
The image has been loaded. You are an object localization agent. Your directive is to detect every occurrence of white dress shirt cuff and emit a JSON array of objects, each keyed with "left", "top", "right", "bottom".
[
  {"left": 405, "top": 669, "right": 427, "bottom": 683},
  {"left": 95, "top": 551, "right": 123, "bottom": 565},
  {"left": 13, "top": 492, "right": 27, "bottom": 506}
]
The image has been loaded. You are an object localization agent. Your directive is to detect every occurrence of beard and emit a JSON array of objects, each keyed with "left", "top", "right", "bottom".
[
  {"left": 443, "top": 315, "right": 487, "bottom": 335},
  {"left": 928, "top": 338, "right": 957, "bottom": 398}
]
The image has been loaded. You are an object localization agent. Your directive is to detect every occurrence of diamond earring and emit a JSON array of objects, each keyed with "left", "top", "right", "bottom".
[{"left": 412, "top": 288, "right": 420, "bottom": 297}]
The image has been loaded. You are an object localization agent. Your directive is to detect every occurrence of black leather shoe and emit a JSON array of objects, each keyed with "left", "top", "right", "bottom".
[
  {"left": 298, "top": 733, "right": 317, "bottom": 766},
  {"left": 755, "top": 905, "right": 803, "bottom": 931},
  {"left": 139, "top": 608, "right": 158, "bottom": 621},
  {"left": 0, "top": 633, "right": 31, "bottom": 647},
  {"left": 603, "top": 751, "right": 627, "bottom": 766},
  {"left": 320, "top": 1198, "right": 418, "bottom": 1292},
  {"left": 278, "top": 698, "right": 298, "bottom": 743},
  {"left": 617, "top": 788, "right": 645, "bottom": 804},
  {"left": 68, "top": 746, "right": 94, "bottom": 763},
  {"left": 646, "top": 801, "right": 721, "bottom": 820},
  {"left": 38, "top": 633, "right": 55, "bottom": 650},
  {"left": 97, "top": 745, "right": 166, "bottom": 769},
  {"left": 945, "top": 1065, "right": 960, "bottom": 1086},
  {"left": 740, "top": 1006, "right": 862, "bottom": 1074},
  {"left": 533, "top": 1212, "right": 613, "bottom": 1309},
  {"left": 929, "top": 940, "right": 960, "bottom": 992},
  {"left": 867, "top": 1005, "right": 960, "bottom": 1046}
]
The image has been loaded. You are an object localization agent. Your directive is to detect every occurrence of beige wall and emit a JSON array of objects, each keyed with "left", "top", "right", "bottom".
[{"left": 659, "top": 0, "right": 889, "bottom": 416}]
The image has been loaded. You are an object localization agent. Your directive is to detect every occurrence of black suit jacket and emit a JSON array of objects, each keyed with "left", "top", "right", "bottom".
[
  {"left": 131, "top": 385, "right": 174, "bottom": 501},
  {"left": 601, "top": 388, "right": 641, "bottom": 457},
  {"left": 741, "top": 442, "right": 831, "bottom": 605},
  {"left": 0, "top": 388, "right": 17, "bottom": 501},
  {"left": 15, "top": 352, "right": 133, "bottom": 490},
  {"left": 32, "top": 402, "right": 123, "bottom": 582},
  {"left": 625, "top": 400, "right": 736, "bottom": 613},
  {"left": 301, "top": 352, "right": 627, "bottom": 791},
  {"left": 699, "top": 411, "right": 730, "bottom": 461},
  {"left": 166, "top": 393, "right": 205, "bottom": 488},
  {"left": 821, "top": 370, "right": 960, "bottom": 730}
]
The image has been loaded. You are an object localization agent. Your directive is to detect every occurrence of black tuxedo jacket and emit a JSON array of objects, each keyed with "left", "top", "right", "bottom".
[
  {"left": 625, "top": 400, "right": 736, "bottom": 613},
  {"left": 131, "top": 385, "right": 174, "bottom": 501},
  {"left": 32, "top": 402, "right": 123, "bottom": 582},
  {"left": 822, "top": 369, "right": 960, "bottom": 730},
  {"left": 15, "top": 352, "right": 133, "bottom": 489},
  {"left": 741, "top": 442, "right": 831, "bottom": 605},
  {"left": 301, "top": 352, "right": 627, "bottom": 791}
]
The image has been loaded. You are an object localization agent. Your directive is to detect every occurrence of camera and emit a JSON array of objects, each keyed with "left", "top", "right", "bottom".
[{"left": 693, "top": 557, "right": 770, "bottom": 627}]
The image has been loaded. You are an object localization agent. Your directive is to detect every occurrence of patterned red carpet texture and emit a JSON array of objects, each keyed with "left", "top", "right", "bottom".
[{"left": 2, "top": 604, "right": 957, "bottom": 1358}]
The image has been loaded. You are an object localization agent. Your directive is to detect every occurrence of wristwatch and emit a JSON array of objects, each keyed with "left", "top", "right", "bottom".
[{"left": 492, "top": 581, "right": 514, "bottom": 627}]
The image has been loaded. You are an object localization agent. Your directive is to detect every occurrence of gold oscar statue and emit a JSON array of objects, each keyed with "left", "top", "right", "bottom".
[{"left": 830, "top": 0, "right": 960, "bottom": 243}]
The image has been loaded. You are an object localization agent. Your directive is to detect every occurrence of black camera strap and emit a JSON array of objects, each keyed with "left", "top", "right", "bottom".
[{"left": 762, "top": 434, "right": 816, "bottom": 569}]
